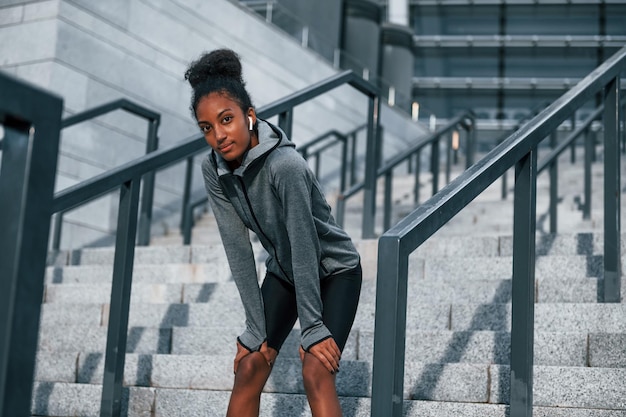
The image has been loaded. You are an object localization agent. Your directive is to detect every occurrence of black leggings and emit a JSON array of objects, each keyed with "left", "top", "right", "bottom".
[{"left": 261, "top": 263, "right": 362, "bottom": 353}]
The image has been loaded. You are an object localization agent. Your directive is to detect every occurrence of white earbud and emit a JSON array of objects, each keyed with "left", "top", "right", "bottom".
[{"left": 248, "top": 116, "right": 254, "bottom": 130}]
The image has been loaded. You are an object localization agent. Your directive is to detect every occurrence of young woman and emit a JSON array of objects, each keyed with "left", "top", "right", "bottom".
[{"left": 184, "top": 49, "right": 362, "bottom": 417}]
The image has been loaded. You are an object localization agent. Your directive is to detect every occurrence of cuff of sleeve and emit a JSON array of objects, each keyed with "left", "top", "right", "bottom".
[
  {"left": 300, "top": 324, "right": 333, "bottom": 352},
  {"left": 238, "top": 331, "right": 264, "bottom": 352}
]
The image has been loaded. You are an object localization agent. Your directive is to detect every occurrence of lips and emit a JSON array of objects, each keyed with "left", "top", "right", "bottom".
[{"left": 219, "top": 142, "right": 234, "bottom": 153}]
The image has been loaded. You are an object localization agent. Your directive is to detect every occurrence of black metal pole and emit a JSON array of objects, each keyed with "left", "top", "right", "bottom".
[
  {"left": 340, "top": 136, "right": 348, "bottom": 192},
  {"left": 180, "top": 156, "right": 194, "bottom": 233},
  {"left": 384, "top": 172, "right": 393, "bottom": 231},
  {"left": 100, "top": 179, "right": 141, "bottom": 417},
  {"left": 602, "top": 76, "right": 621, "bottom": 303},
  {"left": 51, "top": 211, "right": 64, "bottom": 251},
  {"left": 278, "top": 110, "right": 293, "bottom": 140},
  {"left": 431, "top": 139, "right": 440, "bottom": 195},
  {"left": 0, "top": 75, "right": 62, "bottom": 417},
  {"left": 362, "top": 96, "right": 380, "bottom": 239},
  {"left": 414, "top": 152, "right": 421, "bottom": 204},
  {"left": 549, "top": 132, "right": 558, "bottom": 233},
  {"left": 137, "top": 120, "right": 159, "bottom": 246},
  {"left": 370, "top": 236, "right": 409, "bottom": 417},
  {"left": 583, "top": 128, "right": 592, "bottom": 220},
  {"left": 510, "top": 147, "right": 537, "bottom": 417}
]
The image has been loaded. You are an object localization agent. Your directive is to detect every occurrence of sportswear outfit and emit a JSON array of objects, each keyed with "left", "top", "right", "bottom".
[{"left": 201, "top": 120, "right": 362, "bottom": 354}]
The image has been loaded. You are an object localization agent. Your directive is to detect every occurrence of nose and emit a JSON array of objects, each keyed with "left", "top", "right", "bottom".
[{"left": 213, "top": 125, "right": 227, "bottom": 143}]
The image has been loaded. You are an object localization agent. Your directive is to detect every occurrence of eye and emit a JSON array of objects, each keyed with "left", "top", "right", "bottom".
[
  {"left": 200, "top": 124, "right": 211, "bottom": 133},
  {"left": 222, "top": 115, "right": 232, "bottom": 123}
]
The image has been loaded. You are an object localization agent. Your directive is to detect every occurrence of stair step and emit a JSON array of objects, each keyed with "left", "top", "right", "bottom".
[
  {"left": 48, "top": 232, "right": 626, "bottom": 269},
  {"left": 38, "top": 301, "right": 626, "bottom": 333},
  {"left": 31, "top": 355, "right": 626, "bottom": 408},
  {"left": 32, "top": 382, "right": 626, "bottom": 417},
  {"left": 37, "top": 325, "right": 624, "bottom": 368},
  {"left": 42, "top": 276, "right": 598, "bottom": 305}
]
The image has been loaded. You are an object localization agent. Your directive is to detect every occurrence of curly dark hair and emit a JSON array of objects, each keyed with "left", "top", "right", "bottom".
[{"left": 184, "top": 49, "right": 254, "bottom": 119}]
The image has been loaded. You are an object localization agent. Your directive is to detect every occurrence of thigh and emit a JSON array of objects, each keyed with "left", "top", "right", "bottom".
[
  {"left": 261, "top": 272, "right": 298, "bottom": 353},
  {"left": 320, "top": 263, "right": 363, "bottom": 352}
]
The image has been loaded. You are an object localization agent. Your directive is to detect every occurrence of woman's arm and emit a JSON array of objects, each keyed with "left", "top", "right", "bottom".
[
  {"left": 202, "top": 156, "right": 266, "bottom": 352},
  {"left": 271, "top": 152, "right": 332, "bottom": 351}
]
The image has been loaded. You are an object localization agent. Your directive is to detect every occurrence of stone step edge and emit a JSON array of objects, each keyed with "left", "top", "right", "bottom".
[
  {"left": 31, "top": 359, "right": 626, "bottom": 409},
  {"left": 32, "top": 382, "right": 626, "bottom": 417}
]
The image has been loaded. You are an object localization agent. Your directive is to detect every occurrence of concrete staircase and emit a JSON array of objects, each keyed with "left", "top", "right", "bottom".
[{"left": 32, "top": 149, "right": 626, "bottom": 416}]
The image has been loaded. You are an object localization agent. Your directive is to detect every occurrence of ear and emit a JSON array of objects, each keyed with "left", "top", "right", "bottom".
[{"left": 247, "top": 108, "right": 256, "bottom": 130}]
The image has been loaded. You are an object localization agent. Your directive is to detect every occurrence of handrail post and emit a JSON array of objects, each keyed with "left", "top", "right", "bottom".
[
  {"left": 362, "top": 96, "right": 380, "bottom": 239},
  {"left": 602, "top": 75, "right": 621, "bottom": 303},
  {"left": 502, "top": 168, "right": 508, "bottom": 200},
  {"left": 350, "top": 131, "right": 358, "bottom": 186},
  {"left": 510, "top": 147, "right": 537, "bottom": 417},
  {"left": 430, "top": 138, "right": 440, "bottom": 195},
  {"left": 137, "top": 119, "right": 160, "bottom": 246},
  {"left": 180, "top": 156, "right": 194, "bottom": 233},
  {"left": 383, "top": 172, "right": 393, "bottom": 231},
  {"left": 570, "top": 114, "right": 577, "bottom": 163},
  {"left": 51, "top": 212, "right": 64, "bottom": 251},
  {"left": 340, "top": 135, "right": 348, "bottom": 192},
  {"left": 183, "top": 201, "right": 195, "bottom": 246},
  {"left": 445, "top": 133, "right": 452, "bottom": 185},
  {"left": 100, "top": 179, "right": 141, "bottom": 417},
  {"left": 370, "top": 236, "right": 408, "bottom": 417},
  {"left": 0, "top": 74, "right": 62, "bottom": 416},
  {"left": 466, "top": 118, "right": 476, "bottom": 168},
  {"left": 278, "top": 110, "right": 293, "bottom": 139},
  {"left": 549, "top": 131, "right": 558, "bottom": 233},
  {"left": 414, "top": 152, "right": 421, "bottom": 204},
  {"left": 583, "top": 127, "right": 592, "bottom": 219}
]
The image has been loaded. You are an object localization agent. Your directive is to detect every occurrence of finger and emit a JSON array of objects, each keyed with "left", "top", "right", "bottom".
[
  {"left": 319, "top": 340, "right": 341, "bottom": 370},
  {"left": 310, "top": 347, "right": 336, "bottom": 374}
]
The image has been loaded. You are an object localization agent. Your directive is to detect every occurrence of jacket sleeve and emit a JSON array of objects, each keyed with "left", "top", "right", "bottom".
[
  {"left": 202, "top": 155, "right": 266, "bottom": 352},
  {"left": 271, "top": 152, "right": 332, "bottom": 351}
]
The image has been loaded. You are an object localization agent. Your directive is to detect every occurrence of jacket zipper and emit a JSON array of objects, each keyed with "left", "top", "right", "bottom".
[{"left": 238, "top": 177, "right": 290, "bottom": 280}]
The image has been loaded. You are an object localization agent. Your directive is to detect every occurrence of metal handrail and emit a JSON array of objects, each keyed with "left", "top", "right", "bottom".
[
  {"left": 497, "top": 100, "right": 550, "bottom": 200},
  {"left": 0, "top": 71, "right": 63, "bottom": 417},
  {"left": 335, "top": 111, "right": 475, "bottom": 232},
  {"left": 537, "top": 99, "right": 626, "bottom": 232},
  {"left": 52, "top": 98, "right": 161, "bottom": 249},
  {"left": 537, "top": 106, "right": 604, "bottom": 232},
  {"left": 370, "top": 45, "right": 625, "bottom": 417},
  {"left": 49, "top": 69, "right": 380, "bottom": 416}
]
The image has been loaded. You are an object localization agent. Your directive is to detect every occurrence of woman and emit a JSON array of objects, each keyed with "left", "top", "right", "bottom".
[{"left": 185, "top": 49, "right": 362, "bottom": 417}]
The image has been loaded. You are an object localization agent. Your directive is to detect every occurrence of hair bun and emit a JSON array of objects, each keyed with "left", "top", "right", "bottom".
[{"left": 185, "top": 49, "right": 244, "bottom": 88}]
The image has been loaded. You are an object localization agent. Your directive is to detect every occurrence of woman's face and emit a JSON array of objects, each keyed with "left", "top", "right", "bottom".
[{"left": 196, "top": 91, "right": 257, "bottom": 166}]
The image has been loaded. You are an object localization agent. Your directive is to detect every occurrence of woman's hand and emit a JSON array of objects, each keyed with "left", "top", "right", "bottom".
[
  {"left": 300, "top": 338, "right": 341, "bottom": 374},
  {"left": 259, "top": 341, "right": 278, "bottom": 369},
  {"left": 234, "top": 341, "right": 277, "bottom": 374},
  {"left": 233, "top": 340, "right": 251, "bottom": 374}
]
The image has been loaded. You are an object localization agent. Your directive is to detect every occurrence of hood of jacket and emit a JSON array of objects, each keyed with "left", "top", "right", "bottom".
[{"left": 213, "top": 119, "right": 294, "bottom": 177}]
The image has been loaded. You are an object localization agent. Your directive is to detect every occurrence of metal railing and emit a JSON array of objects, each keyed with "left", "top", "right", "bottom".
[
  {"left": 0, "top": 71, "right": 64, "bottom": 417},
  {"left": 537, "top": 99, "right": 626, "bottom": 233},
  {"left": 0, "top": 69, "right": 381, "bottom": 417},
  {"left": 537, "top": 106, "right": 603, "bottom": 233},
  {"left": 51, "top": 99, "right": 161, "bottom": 249},
  {"left": 370, "top": 45, "right": 624, "bottom": 417},
  {"left": 335, "top": 111, "right": 475, "bottom": 232}
]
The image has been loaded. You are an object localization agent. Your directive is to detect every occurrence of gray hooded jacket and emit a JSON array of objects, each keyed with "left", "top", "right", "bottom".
[{"left": 201, "top": 120, "right": 360, "bottom": 352}]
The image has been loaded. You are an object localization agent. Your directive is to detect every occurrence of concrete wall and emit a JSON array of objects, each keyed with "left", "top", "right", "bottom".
[{"left": 0, "top": 0, "right": 427, "bottom": 249}]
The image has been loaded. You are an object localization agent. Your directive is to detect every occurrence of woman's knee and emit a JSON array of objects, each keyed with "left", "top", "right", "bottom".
[
  {"left": 301, "top": 356, "right": 335, "bottom": 395},
  {"left": 234, "top": 352, "right": 270, "bottom": 388}
]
